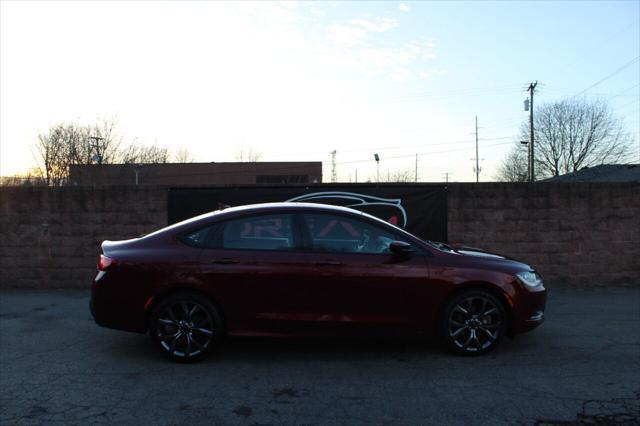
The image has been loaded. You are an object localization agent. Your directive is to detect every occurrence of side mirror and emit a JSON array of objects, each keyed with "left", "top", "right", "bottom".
[{"left": 389, "top": 241, "right": 415, "bottom": 255}]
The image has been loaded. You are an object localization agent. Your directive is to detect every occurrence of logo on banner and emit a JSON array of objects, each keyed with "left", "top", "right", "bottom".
[{"left": 286, "top": 191, "right": 408, "bottom": 227}]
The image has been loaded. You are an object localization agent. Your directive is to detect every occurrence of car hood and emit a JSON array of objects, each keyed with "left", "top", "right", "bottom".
[
  {"left": 449, "top": 244, "right": 508, "bottom": 260},
  {"left": 446, "top": 244, "right": 533, "bottom": 270}
]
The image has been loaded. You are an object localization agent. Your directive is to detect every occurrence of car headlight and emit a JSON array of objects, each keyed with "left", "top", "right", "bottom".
[{"left": 516, "top": 271, "right": 543, "bottom": 288}]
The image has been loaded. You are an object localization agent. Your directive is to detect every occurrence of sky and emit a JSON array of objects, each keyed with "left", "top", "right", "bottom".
[{"left": 1, "top": 0, "right": 639, "bottom": 182}]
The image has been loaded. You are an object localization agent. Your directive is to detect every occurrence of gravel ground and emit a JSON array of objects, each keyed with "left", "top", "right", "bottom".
[{"left": 1, "top": 287, "right": 639, "bottom": 425}]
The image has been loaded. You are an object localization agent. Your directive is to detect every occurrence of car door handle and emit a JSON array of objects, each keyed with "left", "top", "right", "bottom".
[
  {"left": 210, "top": 258, "right": 239, "bottom": 265},
  {"left": 316, "top": 260, "right": 342, "bottom": 266}
]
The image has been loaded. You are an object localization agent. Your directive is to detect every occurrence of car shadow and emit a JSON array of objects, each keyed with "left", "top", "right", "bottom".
[
  {"left": 104, "top": 332, "right": 445, "bottom": 363},
  {"left": 103, "top": 329, "right": 545, "bottom": 364},
  {"left": 216, "top": 336, "right": 443, "bottom": 362}
]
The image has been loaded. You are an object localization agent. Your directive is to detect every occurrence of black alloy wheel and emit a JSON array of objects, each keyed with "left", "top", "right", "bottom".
[
  {"left": 441, "top": 290, "right": 505, "bottom": 355},
  {"left": 150, "top": 293, "right": 223, "bottom": 362}
]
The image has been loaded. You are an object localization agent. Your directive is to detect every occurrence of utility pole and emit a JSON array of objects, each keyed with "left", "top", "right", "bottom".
[
  {"left": 415, "top": 154, "right": 418, "bottom": 182},
  {"left": 475, "top": 116, "right": 479, "bottom": 183},
  {"left": 330, "top": 150, "right": 337, "bottom": 183},
  {"left": 374, "top": 153, "right": 380, "bottom": 182},
  {"left": 528, "top": 81, "right": 538, "bottom": 182},
  {"left": 470, "top": 117, "right": 482, "bottom": 182},
  {"left": 442, "top": 172, "right": 451, "bottom": 183},
  {"left": 89, "top": 136, "right": 105, "bottom": 164}
]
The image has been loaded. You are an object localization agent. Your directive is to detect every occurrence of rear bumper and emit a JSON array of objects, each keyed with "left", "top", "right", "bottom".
[{"left": 90, "top": 272, "right": 148, "bottom": 334}]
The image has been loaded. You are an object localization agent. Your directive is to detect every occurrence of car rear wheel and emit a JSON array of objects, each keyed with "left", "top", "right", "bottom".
[
  {"left": 149, "top": 292, "right": 223, "bottom": 362},
  {"left": 441, "top": 290, "right": 505, "bottom": 355}
]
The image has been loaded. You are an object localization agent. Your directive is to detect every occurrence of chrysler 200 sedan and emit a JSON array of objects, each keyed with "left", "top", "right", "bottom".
[{"left": 90, "top": 202, "right": 546, "bottom": 362}]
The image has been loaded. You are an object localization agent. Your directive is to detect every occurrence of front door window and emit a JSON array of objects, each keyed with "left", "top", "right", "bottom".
[{"left": 302, "top": 213, "right": 395, "bottom": 254}]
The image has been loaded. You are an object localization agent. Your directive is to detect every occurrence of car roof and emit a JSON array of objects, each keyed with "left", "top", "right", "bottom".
[
  {"left": 218, "top": 202, "right": 365, "bottom": 215},
  {"left": 145, "top": 202, "right": 377, "bottom": 239}
]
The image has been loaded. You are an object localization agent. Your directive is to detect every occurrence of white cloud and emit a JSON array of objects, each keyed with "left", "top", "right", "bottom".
[
  {"left": 325, "top": 17, "right": 399, "bottom": 46},
  {"left": 1, "top": 1, "right": 449, "bottom": 179},
  {"left": 326, "top": 24, "right": 369, "bottom": 46},
  {"left": 321, "top": 34, "right": 438, "bottom": 81},
  {"left": 318, "top": 16, "right": 439, "bottom": 81},
  {"left": 399, "top": 3, "right": 410, "bottom": 13},
  {"left": 349, "top": 17, "right": 399, "bottom": 33}
]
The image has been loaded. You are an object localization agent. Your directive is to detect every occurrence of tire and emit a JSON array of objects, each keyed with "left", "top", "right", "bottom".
[
  {"left": 149, "top": 292, "right": 224, "bottom": 362},
  {"left": 440, "top": 290, "right": 506, "bottom": 356}
]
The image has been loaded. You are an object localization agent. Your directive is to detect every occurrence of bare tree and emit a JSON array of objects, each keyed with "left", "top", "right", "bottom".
[
  {"left": 119, "top": 142, "right": 169, "bottom": 164},
  {"left": 235, "top": 145, "right": 263, "bottom": 162},
  {"left": 0, "top": 168, "right": 46, "bottom": 186},
  {"left": 85, "top": 118, "right": 124, "bottom": 164},
  {"left": 35, "top": 124, "right": 67, "bottom": 186},
  {"left": 34, "top": 119, "right": 124, "bottom": 185},
  {"left": 378, "top": 168, "right": 414, "bottom": 182},
  {"left": 495, "top": 144, "right": 530, "bottom": 182},
  {"left": 522, "top": 98, "right": 632, "bottom": 178},
  {"left": 172, "top": 147, "right": 195, "bottom": 163},
  {"left": 34, "top": 119, "right": 169, "bottom": 185}
]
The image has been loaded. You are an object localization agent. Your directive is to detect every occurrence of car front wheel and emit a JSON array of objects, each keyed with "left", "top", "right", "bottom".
[
  {"left": 149, "top": 292, "right": 223, "bottom": 362},
  {"left": 441, "top": 290, "right": 506, "bottom": 355}
]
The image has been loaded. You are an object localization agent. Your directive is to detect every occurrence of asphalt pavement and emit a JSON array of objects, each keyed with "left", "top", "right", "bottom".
[{"left": 0, "top": 287, "right": 639, "bottom": 426}]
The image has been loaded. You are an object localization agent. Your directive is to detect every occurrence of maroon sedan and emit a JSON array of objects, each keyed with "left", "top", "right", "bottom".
[{"left": 90, "top": 202, "right": 546, "bottom": 362}]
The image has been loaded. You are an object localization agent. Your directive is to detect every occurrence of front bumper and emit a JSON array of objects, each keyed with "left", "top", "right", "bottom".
[{"left": 511, "top": 285, "right": 546, "bottom": 334}]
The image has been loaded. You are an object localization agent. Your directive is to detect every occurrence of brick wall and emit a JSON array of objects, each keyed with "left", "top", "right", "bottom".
[
  {"left": 448, "top": 183, "right": 640, "bottom": 287},
  {"left": 1, "top": 183, "right": 638, "bottom": 288},
  {"left": 0, "top": 186, "right": 166, "bottom": 288}
]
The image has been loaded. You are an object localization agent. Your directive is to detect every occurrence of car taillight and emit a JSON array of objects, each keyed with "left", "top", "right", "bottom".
[{"left": 97, "top": 254, "right": 116, "bottom": 271}]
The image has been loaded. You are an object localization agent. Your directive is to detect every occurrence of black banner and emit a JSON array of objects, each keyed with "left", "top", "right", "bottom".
[{"left": 168, "top": 184, "right": 448, "bottom": 242}]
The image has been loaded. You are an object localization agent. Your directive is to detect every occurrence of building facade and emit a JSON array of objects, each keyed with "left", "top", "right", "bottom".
[{"left": 69, "top": 162, "right": 322, "bottom": 186}]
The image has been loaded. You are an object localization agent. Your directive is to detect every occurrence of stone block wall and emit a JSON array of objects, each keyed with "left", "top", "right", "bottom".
[
  {"left": 447, "top": 182, "right": 640, "bottom": 287},
  {"left": 0, "top": 186, "right": 166, "bottom": 288},
  {"left": 1, "top": 183, "right": 638, "bottom": 288}
]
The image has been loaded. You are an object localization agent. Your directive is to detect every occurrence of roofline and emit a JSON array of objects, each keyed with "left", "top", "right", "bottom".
[{"left": 217, "top": 202, "right": 366, "bottom": 215}]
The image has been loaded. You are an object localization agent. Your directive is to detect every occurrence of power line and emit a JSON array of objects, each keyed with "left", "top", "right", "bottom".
[
  {"left": 539, "top": 84, "right": 639, "bottom": 98},
  {"left": 574, "top": 56, "right": 640, "bottom": 97},
  {"left": 361, "top": 84, "right": 524, "bottom": 103},
  {"left": 610, "top": 83, "right": 640, "bottom": 98},
  {"left": 372, "top": 88, "right": 523, "bottom": 104},
  {"left": 617, "top": 98, "right": 640, "bottom": 111},
  {"left": 267, "top": 135, "right": 516, "bottom": 160},
  {"left": 553, "top": 20, "right": 639, "bottom": 75},
  {"left": 345, "top": 84, "right": 531, "bottom": 107},
  {"left": 334, "top": 141, "right": 514, "bottom": 166}
]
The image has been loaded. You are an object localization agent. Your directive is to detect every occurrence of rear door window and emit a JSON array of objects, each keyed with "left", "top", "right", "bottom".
[{"left": 221, "top": 214, "right": 295, "bottom": 251}]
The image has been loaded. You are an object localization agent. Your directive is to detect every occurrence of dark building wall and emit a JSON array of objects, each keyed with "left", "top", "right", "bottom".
[
  {"left": 1, "top": 183, "right": 638, "bottom": 288},
  {"left": 69, "top": 162, "right": 323, "bottom": 186}
]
